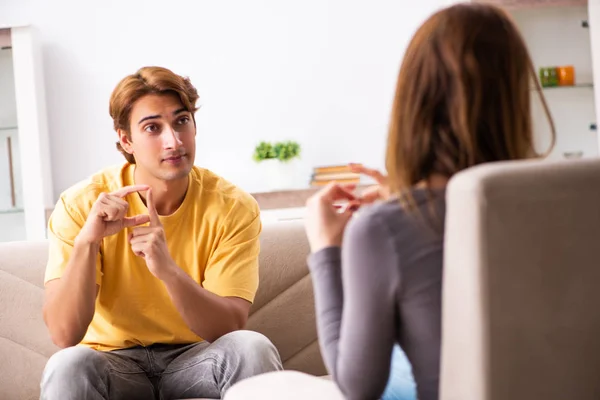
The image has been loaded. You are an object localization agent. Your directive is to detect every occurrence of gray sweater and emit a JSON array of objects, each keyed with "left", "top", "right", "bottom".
[{"left": 307, "top": 189, "right": 445, "bottom": 400}]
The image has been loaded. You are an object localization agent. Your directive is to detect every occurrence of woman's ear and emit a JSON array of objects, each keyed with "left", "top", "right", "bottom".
[{"left": 118, "top": 129, "right": 134, "bottom": 155}]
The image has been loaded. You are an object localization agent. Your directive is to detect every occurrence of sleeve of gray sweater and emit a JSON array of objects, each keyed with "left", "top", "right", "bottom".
[{"left": 307, "top": 211, "right": 400, "bottom": 400}]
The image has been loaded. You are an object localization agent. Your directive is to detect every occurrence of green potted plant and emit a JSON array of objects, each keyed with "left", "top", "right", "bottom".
[
  {"left": 253, "top": 140, "right": 302, "bottom": 190},
  {"left": 253, "top": 140, "right": 300, "bottom": 163}
]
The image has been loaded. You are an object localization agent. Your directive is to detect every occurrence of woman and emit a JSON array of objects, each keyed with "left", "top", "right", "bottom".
[
  {"left": 224, "top": 3, "right": 554, "bottom": 400},
  {"left": 304, "top": 3, "right": 554, "bottom": 400}
]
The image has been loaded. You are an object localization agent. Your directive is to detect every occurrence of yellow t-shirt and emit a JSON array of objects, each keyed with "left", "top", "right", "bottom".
[{"left": 44, "top": 163, "right": 261, "bottom": 352}]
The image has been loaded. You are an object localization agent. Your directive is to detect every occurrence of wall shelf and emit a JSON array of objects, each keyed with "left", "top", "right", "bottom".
[
  {"left": 531, "top": 83, "right": 594, "bottom": 91},
  {"left": 542, "top": 83, "right": 594, "bottom": 90},
  {"left": 0, "top": 207, "right": 23, "bottom": 215},
  {"left": 0, "top": 126, "right": 17, "bottom": 131},
  {"left": 475, "top": 0, "right": 587, "bottom": 10}
]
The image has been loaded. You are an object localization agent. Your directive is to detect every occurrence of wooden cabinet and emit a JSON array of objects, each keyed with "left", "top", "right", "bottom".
[
  {"left": 0, "top": 25, "right": 54, "bottom": 241},
  {"left": 474, "top": 0, "right": 587, "bottom": 9}
]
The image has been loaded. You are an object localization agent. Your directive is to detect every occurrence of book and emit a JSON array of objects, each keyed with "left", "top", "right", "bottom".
[
  {"left": 312, "top": 163, "right": 361, "bottom": 175},
  {"left": 310, "top": 177, "right": 360, "bottom": 187},
  {"left": 311, "top": 172, "right": 361, "bottom": 181}
]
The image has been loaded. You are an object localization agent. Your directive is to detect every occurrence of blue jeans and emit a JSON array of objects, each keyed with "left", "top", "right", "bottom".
[
  {"left": 40, "top": 331, "right": 283, "bottom": 400},
  {"left": 381, "top": 345, "right": 417, "bottom": 400}
]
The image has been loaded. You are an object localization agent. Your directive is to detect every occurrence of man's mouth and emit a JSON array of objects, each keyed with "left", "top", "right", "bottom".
[{"left": 163, "top": 154, "right": 186, "bottom": 162}]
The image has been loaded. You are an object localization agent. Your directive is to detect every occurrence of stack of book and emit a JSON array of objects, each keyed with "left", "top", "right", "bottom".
[{"left": 310, "top": 164, "right": 362, "bottom": 187}]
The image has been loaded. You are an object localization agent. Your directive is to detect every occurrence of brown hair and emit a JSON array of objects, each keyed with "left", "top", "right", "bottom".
[
  {"left": 109, "top": 66, "right": 200, "bottom": 163},
  {"left": 385, "top": 3, "right": 555, "bottom": 205}
]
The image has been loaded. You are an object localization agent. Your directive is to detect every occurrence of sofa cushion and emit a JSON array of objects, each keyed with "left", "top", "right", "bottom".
[
  {"left": 247, "top": 220, "right": 326, "bottom": 376},
  {"left": 0, "top": 241, "right": 60, "bottom": 400}
]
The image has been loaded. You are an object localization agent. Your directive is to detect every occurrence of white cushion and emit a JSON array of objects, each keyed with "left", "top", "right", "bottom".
[{"left": 224, "top": 371, "right": 343, "bottom": 400}]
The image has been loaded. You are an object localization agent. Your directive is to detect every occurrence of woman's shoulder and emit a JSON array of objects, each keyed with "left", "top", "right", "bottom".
[
  {"left": 344, "top": 198, "right": 404, "bottom": 244},
  {"left": 346, "top": 188, "right": 446, "bottom": 239}
]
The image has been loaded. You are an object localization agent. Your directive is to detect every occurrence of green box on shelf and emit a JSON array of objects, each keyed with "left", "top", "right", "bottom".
[{"left": 539, "top": 67, "right": 558, "bottom": 88}]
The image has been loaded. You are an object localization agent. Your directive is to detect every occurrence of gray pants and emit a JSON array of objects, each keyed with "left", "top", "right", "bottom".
[{"left": 40, "top": 330, "right": 283, "bottom": 400}]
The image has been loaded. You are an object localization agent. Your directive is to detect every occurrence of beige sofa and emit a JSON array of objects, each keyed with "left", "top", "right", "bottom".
[{"left": 0, "top": 219, "right": 325, "bottom": 400}]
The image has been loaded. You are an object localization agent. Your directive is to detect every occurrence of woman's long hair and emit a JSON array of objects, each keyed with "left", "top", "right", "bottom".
[{"left": 386, "top": 3, "right": 555, "bottom": 207}]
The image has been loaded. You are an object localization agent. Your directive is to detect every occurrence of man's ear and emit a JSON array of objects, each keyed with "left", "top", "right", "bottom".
[{"left": 118, "top": 129, "right": 134, "bottom": 154}]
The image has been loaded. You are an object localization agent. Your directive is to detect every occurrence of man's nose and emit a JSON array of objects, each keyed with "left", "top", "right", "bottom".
[{"left": 162, "top": 126, "right": 183, "bottom": 149}]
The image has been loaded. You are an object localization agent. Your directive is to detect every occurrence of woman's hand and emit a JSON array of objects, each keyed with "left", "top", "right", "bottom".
[
  {"left": 305, "top": 183, "right": 359, "bottom": 253},
  {"left": 349, "top": 163, "right": 390, "bottom": 204}
]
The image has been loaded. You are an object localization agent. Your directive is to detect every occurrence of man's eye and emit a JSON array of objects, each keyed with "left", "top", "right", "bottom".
[
  {"left": 145, "top": 124, "right": 158, "bottom": 132},
  {"left": 178, "top": 116, "right": 190, "bottom": 125}
]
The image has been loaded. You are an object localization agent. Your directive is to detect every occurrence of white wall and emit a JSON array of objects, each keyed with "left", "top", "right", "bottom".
[
  {"left": 0, "top": 0, "right": 455, "bottom": 197},
  {"left": 511, "top": 6, "right": 598, "bottom": 160}
]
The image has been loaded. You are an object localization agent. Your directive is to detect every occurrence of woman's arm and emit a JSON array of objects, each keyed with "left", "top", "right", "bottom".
[{"left": 308, "top": 211, "right": 399, "bottom": 400}]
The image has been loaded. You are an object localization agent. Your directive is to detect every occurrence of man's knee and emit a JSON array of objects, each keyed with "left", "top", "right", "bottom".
[
  {"left": 217, "top": 330, "right": 282, "bottom": 369},
  {"left": 221, "top": 330, "right": 277, "bottom": 353},
  {"left": 43, "top": 346, "right": 107, "bottom": 382}
]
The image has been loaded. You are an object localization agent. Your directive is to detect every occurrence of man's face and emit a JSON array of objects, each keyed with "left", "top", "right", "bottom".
[{"left": 120, "top": 92, "right": 196, "bottom": 181}]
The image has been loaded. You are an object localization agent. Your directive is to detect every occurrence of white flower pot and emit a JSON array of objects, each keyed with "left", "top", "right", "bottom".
[{"left": 259, "top": 159, "right": 301, "bottom": 191}]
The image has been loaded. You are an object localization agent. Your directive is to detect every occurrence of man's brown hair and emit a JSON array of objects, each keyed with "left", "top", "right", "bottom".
[
  {"left": 109, "top": 66, "right": 200, "bottom": 163},
  {"left": 385, "top": 3, "right": 555, "bottom": 206}
]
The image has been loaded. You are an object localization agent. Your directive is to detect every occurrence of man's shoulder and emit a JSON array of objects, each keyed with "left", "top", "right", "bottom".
[
  {"left": 57, "top": 163, "right": 128, "bottom": 217},
  {"left": 190, "top": 166, "right": 259, "bottom": 217}
]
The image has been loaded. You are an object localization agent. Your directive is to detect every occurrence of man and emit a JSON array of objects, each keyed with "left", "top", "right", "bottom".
[{"left": 40, "top": 66, "right": 283, "bottom": 400}]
